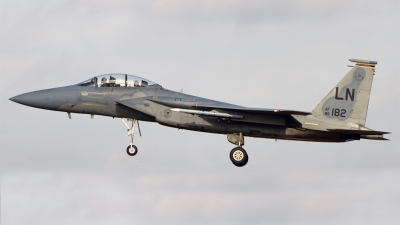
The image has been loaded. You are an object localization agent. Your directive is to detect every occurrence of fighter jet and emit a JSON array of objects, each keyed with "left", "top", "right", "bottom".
[{"left": 10, "top": 59, "right": 389, "bottom": 167}]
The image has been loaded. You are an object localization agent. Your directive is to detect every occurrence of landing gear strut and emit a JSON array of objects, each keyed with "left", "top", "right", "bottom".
[
  {"left": 227, "top": 133, "right": 248, "bottom": 167},
  {"left": 121, "top": 118, "right": 141, "bottom": 156}
]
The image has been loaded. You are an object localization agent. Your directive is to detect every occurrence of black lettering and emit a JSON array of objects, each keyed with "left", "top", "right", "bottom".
[
  {"left": 335, "top": 87, "right": 343, "bottom": 100},
  {"left": 345, "top": 88, "right": 355, "bottom": 101},
  {"left": 334, "top": 108, "right": 340, "bottom": 116},
  {"left": 340, "top": 109, "right": 346, "bottom": 117}
]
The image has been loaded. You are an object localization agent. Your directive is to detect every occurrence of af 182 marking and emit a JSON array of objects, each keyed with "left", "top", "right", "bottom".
[
  {"left": 325, "top": 107, "right": 347, "bottom": 117},
  {"left": 335, "top": 87, "right": 355, "bottom": 101}
]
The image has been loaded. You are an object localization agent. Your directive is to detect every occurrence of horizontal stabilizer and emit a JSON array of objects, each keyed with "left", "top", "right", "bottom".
[
  {"left": 327, "top": 129, "right": 390, "bottom": 135},
  {"left": 360, "top": 135, "right": 389, "bottom": 141}
]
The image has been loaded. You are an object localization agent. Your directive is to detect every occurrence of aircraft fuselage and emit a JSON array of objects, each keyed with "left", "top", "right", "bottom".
[{"left": 11, "top": 85, "right": 356, "bottom": 143}]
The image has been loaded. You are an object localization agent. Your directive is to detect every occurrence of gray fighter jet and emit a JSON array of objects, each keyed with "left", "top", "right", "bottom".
[{"left": 10, "top": 59, "right": 389, "bottom": 167}]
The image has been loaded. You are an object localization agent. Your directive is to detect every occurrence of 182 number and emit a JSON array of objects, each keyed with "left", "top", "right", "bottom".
[{"left": 331, "top": 108, "right": 346, "bottom": 117}]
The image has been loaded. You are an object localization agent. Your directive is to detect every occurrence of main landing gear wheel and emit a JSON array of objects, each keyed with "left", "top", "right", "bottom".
[
  {"left": 126, "top": 145, "right": 138, "bottom": 156},
  {"left": 229, "top": 147, "right": 248, "bottom": 167}
]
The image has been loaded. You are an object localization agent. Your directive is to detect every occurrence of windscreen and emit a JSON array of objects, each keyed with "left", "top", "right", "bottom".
[{"left": 78, "top": 74, "right": 160, "bottom": 88}]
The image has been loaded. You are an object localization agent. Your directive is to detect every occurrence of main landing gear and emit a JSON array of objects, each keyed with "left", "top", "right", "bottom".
[
  {"left": 121, "top": 118, "right": 141, "bottom": 156},
  {"left": 227, "top": 133, "right": 248, "bottom": 167}
]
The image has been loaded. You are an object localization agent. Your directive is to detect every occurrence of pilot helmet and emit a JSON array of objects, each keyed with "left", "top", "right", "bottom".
[
  {"left": 101, "top": 77, "right": 107, "bottom": 83},
  {"left": 109, "top": 76, "right": 116, "bottom": 84},
  {"left": 134, "top": 80, "right": 139, "bottom": 86}
]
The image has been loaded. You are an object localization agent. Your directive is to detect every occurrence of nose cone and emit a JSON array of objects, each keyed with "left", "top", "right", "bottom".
[{"left": 10, "top": 89, "right": 55, "bottom": 110}]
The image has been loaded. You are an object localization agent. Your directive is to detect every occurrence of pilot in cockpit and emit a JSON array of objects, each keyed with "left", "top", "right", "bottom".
[
  {"left": 134, "top": 80, "right": 139, "bottom": 87},
  {"left": 109, "top": 76, "right": 117, "bottom": 87},
  {"left": 100, "top": 77, "right": 109, "bottom": 87}
]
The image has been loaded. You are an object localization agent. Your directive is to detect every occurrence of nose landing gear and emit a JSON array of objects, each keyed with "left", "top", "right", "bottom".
[
  {"left": 227, "top": 133, "right": 248, "bottom": 167},
  {"left": 121, "top": 118, "right": 141, "bottom": 156}
]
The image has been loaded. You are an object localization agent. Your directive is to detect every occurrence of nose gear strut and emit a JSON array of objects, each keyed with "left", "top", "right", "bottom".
[{"left": 121, "top": 118, "right": 141, "bottom": 156}]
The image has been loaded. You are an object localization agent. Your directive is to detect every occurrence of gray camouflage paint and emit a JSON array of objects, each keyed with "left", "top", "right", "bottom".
[{"left": 9, "top": 60, "right": 386, "bottom": 147}]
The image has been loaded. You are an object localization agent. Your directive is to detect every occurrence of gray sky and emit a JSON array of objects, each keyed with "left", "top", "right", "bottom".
[{"left": 1, "top": 0, "right": 399, "bottom": 224}]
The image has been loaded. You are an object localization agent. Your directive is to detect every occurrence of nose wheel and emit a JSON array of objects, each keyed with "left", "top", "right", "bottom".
[
  {"left": 126, "top": 145, "right": 138, "bottom": 156},
  {"left": 121, "top": 118, "right": 141, "bottom": 157}
]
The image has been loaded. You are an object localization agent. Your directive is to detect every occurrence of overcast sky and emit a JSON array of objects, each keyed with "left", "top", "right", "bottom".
[{"left": 1, "top": 0, "right": 399, "bottom": 224}]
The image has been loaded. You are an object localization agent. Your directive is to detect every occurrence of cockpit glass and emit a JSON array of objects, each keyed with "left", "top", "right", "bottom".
[
  {"left": 78, "top": 78, "right": 96, "bottom": 86},
  {"left": 78, "top": 74, "right": 160, "bottom": 88}
]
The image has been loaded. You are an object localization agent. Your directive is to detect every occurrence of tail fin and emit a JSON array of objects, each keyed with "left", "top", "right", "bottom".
[{"left": 311, "top": 59, "right": 377, "bottom": 126}]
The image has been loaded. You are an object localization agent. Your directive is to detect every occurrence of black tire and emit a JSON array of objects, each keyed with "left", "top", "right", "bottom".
[
  {"left": 126, "top": 145, "right": 138, "bottom": 156},
  {"left": 229, "top": 147, "right": 248, "bottom": 167}
]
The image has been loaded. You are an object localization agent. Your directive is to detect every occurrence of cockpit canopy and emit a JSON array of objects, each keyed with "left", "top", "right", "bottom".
[{"left": 78, "top": 74, "right": 160, "bottom": 88}]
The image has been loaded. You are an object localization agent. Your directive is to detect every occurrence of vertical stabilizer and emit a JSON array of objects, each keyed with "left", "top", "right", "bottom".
[{"left": 311, "top": 59, "right": 377, "bottom": 126}]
